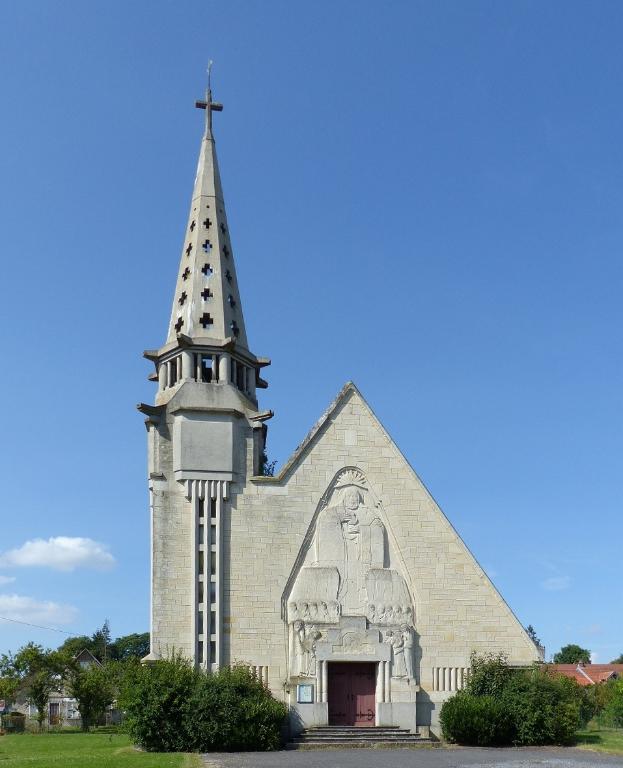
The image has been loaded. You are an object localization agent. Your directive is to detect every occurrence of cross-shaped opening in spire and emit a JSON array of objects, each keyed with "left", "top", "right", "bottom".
[
  {"left": 178, "top": 291, "right": 187, "bottom": 306},
  {"left": 227, "top": 294, "right": 236, "bottom": 308},
  {"left": 201, "top": 287, "right": 212, "bottom": 300},
  {"left": 202, "top": 263, "right": 213, "bottom": 276},
  {"left": 175, "top": 317, "right": 184, "bottom": 333},
  {"left": 230, "top": 320, "right": 239, "bottom": 337},
  {"left": 222, "top": 244, "right": 230, "bottom": 258},
  {"left": 202, "top": 240, "right": 212, "bottom": 253},
  {"left": 220, "top": 222, "right": 227, "bottom": 234},
  {"left": 200, "top": 312, "right": 214, "bottom": 328},
  {"left": 185, "top": 243, "right": 193, "bottom": 256},
  {"left": 225, "top": 269, "right": 232, "bottom": 283},
  {"left": 182, "top": 267, "right": 191, "bottom": 281},
  {"left": 203, "top": 218, "right": 212, "bottom": 229},
  {"left": 189, "top": 220, "right": 196, "bottom": 232}
]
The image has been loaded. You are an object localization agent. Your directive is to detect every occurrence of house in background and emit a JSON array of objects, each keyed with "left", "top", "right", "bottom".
[
  {"left": 547, "top": 663, "right": 623, "bottom": 686},
  {"left": 47, "top": 649, "right": 101, "bottom": 726},
  {"left": 13, "top": 649, "right": 103, "bottom": 728}
]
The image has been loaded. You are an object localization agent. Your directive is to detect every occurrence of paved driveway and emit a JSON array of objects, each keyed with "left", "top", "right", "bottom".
[{"left": 203, "top": 747, "right": 623, "bottom": 768}]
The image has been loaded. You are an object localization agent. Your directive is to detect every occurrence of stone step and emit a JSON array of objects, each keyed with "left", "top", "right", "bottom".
[
  {"left": 296, "top": 731, "right": 420, "bottom": 739},
  {"left": 288, "top": 738, "right": 436, "bottom": 750},
  {"left": 303, "top": 729, "right": 408, "bottom": 735},
  {"left": 294, "top": 735, "right": 424, "bottom": 741},
  {"left": 289, "top": 726, "right": 435, "bottom": 749},
  {"left": 306, "top": 726, "right": 405, "bottom": 731}
]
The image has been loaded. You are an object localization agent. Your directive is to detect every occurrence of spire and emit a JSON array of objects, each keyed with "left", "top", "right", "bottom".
[{"left": 165, "top": 72, "right": 248, "bottom": 349}]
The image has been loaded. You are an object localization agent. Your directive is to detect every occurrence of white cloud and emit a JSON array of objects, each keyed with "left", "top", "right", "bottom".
[
  {"left": 0, "top": 594, "right": 77, "bottom": 625},
  {"left": 0, "top": 537, "right": 115, "bottom": 572},
  {"left": 542, "top": 575, "right": 570, "bottom": 591},
  {"left": 0, "top": 576, "right": 16, "bottom": 585}
]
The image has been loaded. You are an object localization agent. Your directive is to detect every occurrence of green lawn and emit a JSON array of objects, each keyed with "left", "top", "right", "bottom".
[
  {"left": 576, "top": 727, "right": 623, "bottom": 755},
  {"left": 0, "top": 731, "right": 203, "bottom": 768}
]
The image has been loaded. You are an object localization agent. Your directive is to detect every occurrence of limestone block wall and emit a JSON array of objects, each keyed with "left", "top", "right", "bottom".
[
  {"left": 150, "top": 419, "right": 194, "bottom": 658},
  {"left": 149, "top": 394, "right": 257, "bottom": 662}
]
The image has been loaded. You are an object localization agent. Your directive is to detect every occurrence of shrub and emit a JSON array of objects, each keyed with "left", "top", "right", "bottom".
[
  {"left": 185, "top": 666, "right": 287, "bottom": 751},
  {"left": 440, "top": 691, "right": 513, "bottom": 746},
  {"left": 465, "top": 651, "right": 513, "bottom": 698},
  {"left": 501, "top": 668, "right": 582, "bottom": 745},
  {"left": 118, "top": 657, "right": 287, "bottom": 752},
  {"left": 602, "top": 679, "right": 623, "bottom": 728},
  {"left": 440, "top": 654, "right": 585, "bottom": 747},
  {"left": 119, "top": 654, "right": 201, "bottom": 751}
]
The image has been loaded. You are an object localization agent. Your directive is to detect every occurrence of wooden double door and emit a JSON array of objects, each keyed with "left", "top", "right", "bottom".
[{"left": 327, "top": 662, "right": 376, "bottom": 727}]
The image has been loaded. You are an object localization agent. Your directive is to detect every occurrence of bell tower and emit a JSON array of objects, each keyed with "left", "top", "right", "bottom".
[{"left": 139, "top": 75, "right": 271, "bottom": 667}]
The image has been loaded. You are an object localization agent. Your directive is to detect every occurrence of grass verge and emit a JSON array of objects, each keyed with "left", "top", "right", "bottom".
[
  {"left": 0, "top": 731, "right": 204, "bottom": 767},
  {"left": 575, "top": 727, "right": 623, "bottom": 754}
]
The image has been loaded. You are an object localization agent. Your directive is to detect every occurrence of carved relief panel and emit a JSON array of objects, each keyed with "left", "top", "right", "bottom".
[{"left": 285, "top": 468, "right": 416, "bottom": 683}]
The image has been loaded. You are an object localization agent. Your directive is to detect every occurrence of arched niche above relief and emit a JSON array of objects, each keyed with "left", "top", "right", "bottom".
[{"left": 286, "top": 468, "right": 414, "bottom": 629}]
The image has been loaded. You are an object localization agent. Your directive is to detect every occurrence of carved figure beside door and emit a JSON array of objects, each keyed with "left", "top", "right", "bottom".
[{"left": 291, "top": 620, "right": 322, "bottom": 677}]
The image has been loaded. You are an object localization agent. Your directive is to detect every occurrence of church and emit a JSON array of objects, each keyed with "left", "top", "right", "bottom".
[{"left": 138, "top": 81, "right": 540, "bottom": 736}]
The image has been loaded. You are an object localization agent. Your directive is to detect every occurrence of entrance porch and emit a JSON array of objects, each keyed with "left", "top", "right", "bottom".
[{"left": 289, "top": 618, "right": 418, "bottom": 734}]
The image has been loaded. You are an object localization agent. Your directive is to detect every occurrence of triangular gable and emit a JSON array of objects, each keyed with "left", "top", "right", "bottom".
[{"left": 254, "top": 381, "right": 539, "bottom": 663}]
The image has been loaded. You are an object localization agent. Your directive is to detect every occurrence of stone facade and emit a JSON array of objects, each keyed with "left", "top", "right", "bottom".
[{"left": 141, "top": 84, "right": 540, "bottom": 735}]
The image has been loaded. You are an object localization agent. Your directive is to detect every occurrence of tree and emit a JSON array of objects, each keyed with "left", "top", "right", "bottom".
[
  {"left": 109, "top": 632, "right": 150, "bottom": 661},
  {"left": 57, "top": 635, "right": 95, "bottom": 659},
  {"left": 553, "top": 644, "right": 591, "bottom": 664},
  {"left": 611, "top": 654, "right": 623, "bottom": 664},
  {"left": 0, "top": 664, "right": 19, "bottom": 707},
  {"left": 526, "top": 625, "right": 542, "bottom": 647},
  {"left": 1, "top": 644, "right": 67, "bottom": 731},
  {"left": 66, "top": 663, "right": 114, "bottom": 731},
  {"left": 259, "top": 447, "right": 276, "bottom": 477},
  {"left": 57, "top": 626, "right": 150, "bottom": 663},
  {"left": 91, "top": 620, "right": 112, "bottom": 662}
]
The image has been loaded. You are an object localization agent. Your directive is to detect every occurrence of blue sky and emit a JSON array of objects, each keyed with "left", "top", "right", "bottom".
[{"left": 0, "top": 0, "right": 621, "bottom": 662}]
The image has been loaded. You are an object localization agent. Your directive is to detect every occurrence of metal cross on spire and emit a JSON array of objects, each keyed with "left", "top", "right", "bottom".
[{"left": 195, "top": 61, "right": 223, "bottom": 135}]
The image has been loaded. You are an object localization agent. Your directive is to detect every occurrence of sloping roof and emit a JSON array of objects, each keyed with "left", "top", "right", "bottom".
[
  {"left": 73, "top": 649, "right": 101, "bottom": 667},
  {"left": 547, "top": 664, "right": 623, "bottom": 686}
]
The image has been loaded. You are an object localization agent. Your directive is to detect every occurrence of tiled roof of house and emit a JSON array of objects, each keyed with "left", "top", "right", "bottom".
[{"left": 546, "top": 664, "right": 623, "bottom": 686}]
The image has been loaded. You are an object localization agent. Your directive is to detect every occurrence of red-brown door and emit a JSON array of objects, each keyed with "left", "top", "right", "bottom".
[{"left": 328, "top": 662, "right": 376, "bottom": 727}]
